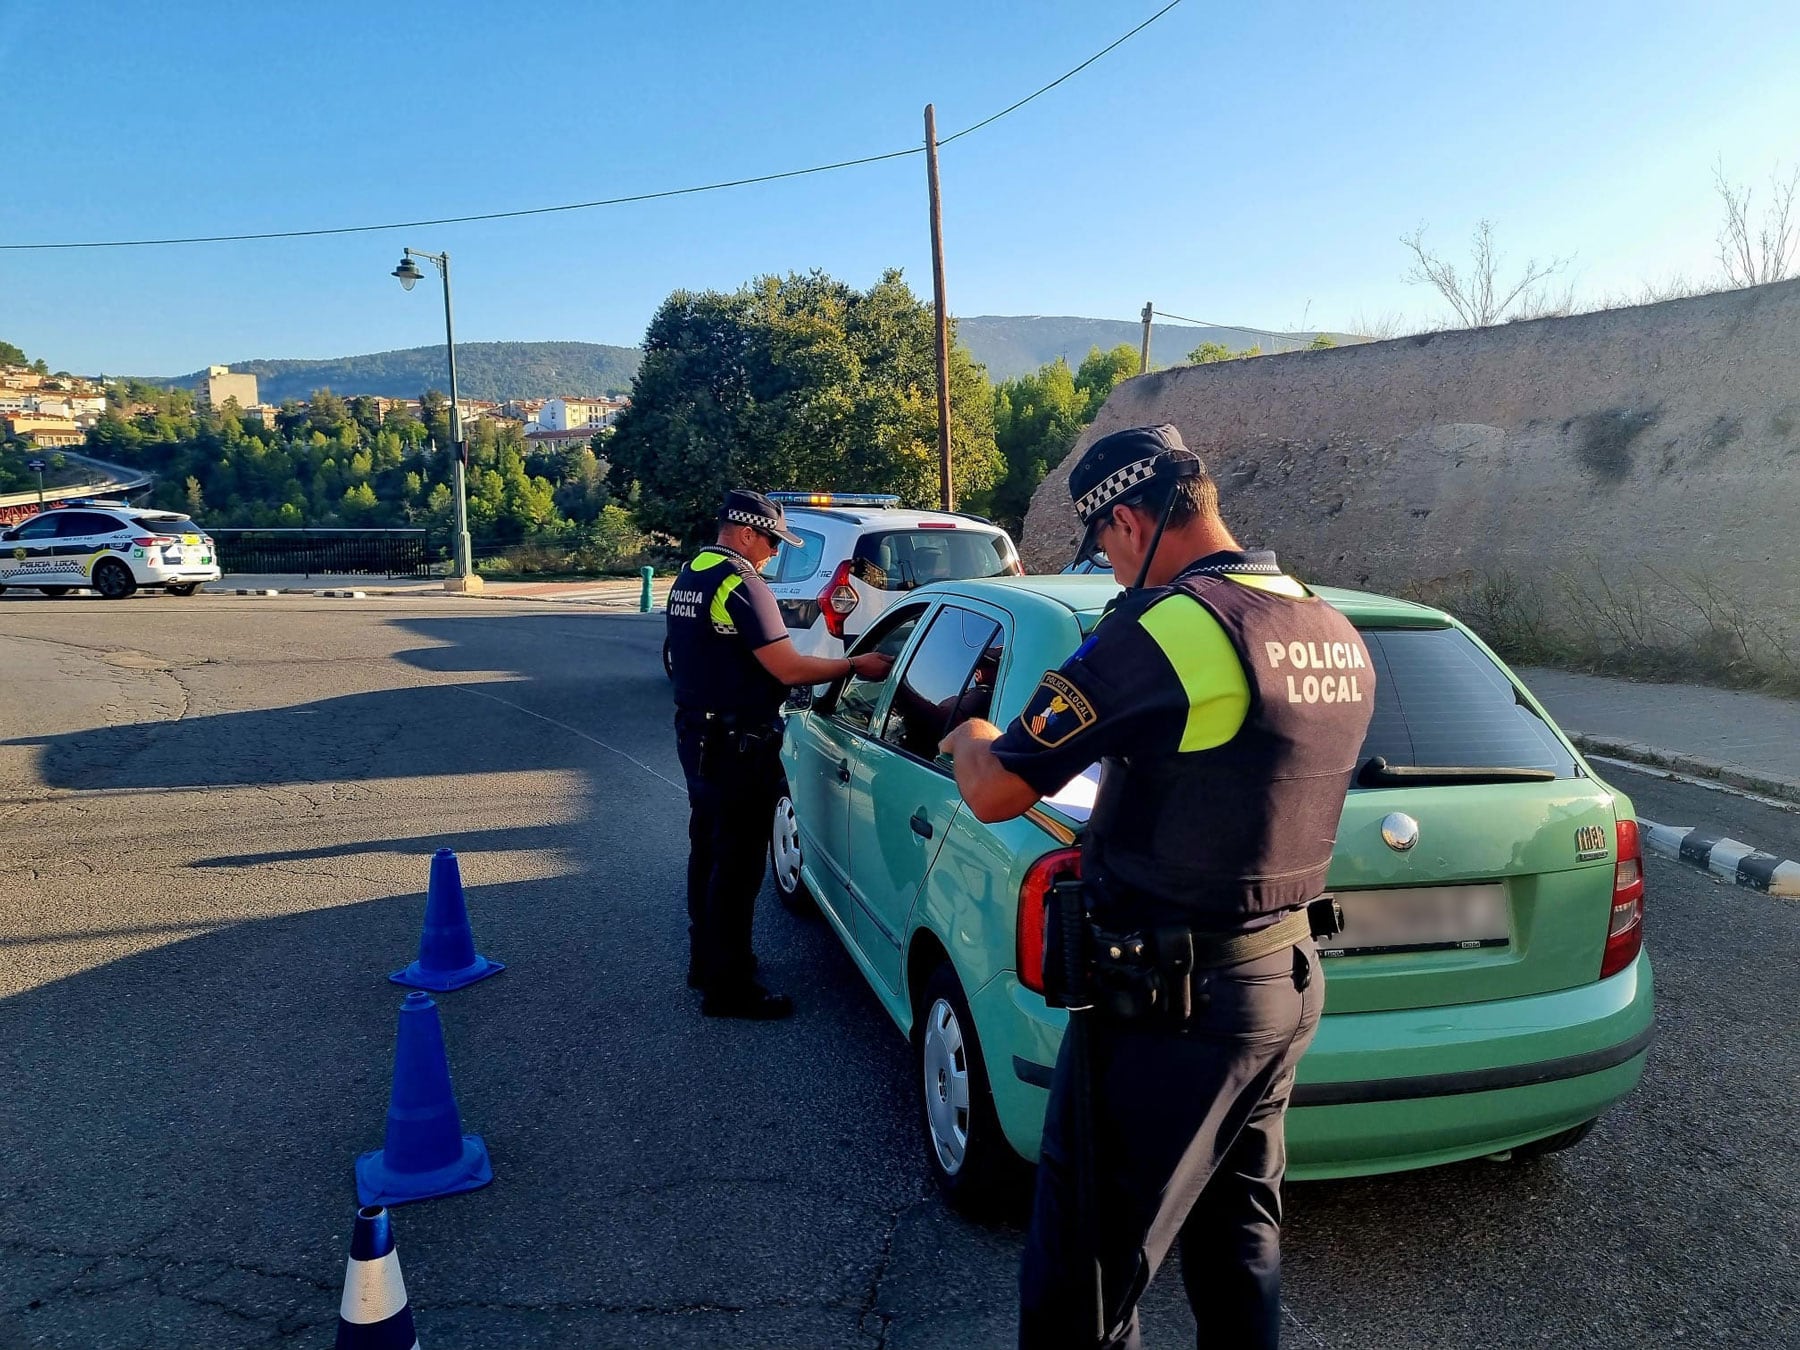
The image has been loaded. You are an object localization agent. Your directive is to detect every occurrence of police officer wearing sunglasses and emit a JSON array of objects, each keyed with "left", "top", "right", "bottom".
[
  {"left": 667, "top": 489, "right": 893, "bottom": 1019},
  {"left": 939, "top": 427, "right": 1376, "bottom": 1347}
]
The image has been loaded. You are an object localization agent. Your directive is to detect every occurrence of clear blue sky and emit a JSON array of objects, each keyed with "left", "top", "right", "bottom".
[{"left": 7, "top": 0, "right": 1798, "bottom": 376}]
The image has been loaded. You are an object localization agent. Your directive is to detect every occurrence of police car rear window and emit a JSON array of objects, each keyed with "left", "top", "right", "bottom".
[
  {"left": 1355, "top": 627, "right": 1577, "bottom": 780},
  {"left": 851, "top": 529, "right": 1017, "bottom": 591}
]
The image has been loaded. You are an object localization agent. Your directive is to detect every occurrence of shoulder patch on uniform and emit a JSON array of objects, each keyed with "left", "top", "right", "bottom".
[{"left": 1022, "top": 670, "right": 1097, "bottom": 748}]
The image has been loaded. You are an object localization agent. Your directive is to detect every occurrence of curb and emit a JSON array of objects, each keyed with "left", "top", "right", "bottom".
[
  {"left": 1639, "top": 818, "right": 1800, "bottom": 898},
  {"left": 1570, "top": 732, "right": 1800, "bottom": 807},
  {"left": 315, "top": 589, "right": 368, "bottom": 599}
]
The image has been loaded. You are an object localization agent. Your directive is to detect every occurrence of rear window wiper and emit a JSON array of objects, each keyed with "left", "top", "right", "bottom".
[{"left": 1357, "top": 756, "right": 1559, "bottom": 788}]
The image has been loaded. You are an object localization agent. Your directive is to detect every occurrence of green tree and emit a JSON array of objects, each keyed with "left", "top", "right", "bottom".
[
  {"left": 1187, "top": 341, "right": 1262, "bottom": 364},
  {"left": 607, "top": 269, "right": 1001, "bottom": 543},
  {"left": 0, "top": 340, "right": 26, "bottom": 366},
  {"left": 1308, "top": 333, "right": 1337, "bottom": 350}
]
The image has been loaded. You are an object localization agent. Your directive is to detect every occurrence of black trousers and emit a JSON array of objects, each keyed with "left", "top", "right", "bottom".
[
  {"left": 1019, "top": 941, "right": 1324, "bottom": 1350},
  {"left": 674, "top": 711, "right": 784, "bottom": 993}
]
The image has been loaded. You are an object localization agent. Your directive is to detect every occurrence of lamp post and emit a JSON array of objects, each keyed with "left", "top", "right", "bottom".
[{"left": 392, "top": 248, "right": 480, "bottom": 592}]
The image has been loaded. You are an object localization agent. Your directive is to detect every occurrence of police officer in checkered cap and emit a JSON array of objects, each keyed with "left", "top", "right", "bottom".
[
  {"left": 666, "top": 489, "right": 892, "bottom": 1018},
  {"left": 938, "top": 425, "right": 1377, "bottom": 1347}
]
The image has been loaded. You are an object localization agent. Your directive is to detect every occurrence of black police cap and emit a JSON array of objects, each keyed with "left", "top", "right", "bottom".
[
  {"left": 1068, "top": 424, "right": 1206, "bottom": 562},
  {"left": 719, "top": 489, "right": 803, "bottom": 546}
]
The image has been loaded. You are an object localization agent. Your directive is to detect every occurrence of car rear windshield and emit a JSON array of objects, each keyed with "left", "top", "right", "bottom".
[
  {"left": 132, "top": 515, "right": 204, "bottom": 536},
  {"left": 851, "top": 528, "right": 1017, "bottom": 591},
  {"left": 1356, "top": 627, "right": 1578, "bottom": 780}
]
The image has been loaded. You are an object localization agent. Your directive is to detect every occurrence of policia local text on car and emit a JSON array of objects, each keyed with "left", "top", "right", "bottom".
[
  {"left": 666, "top": 490, "right": 893, "bottom": 1020},
  {"left": 939, "top": 426, "right": 1376, "bottom": 1349}
]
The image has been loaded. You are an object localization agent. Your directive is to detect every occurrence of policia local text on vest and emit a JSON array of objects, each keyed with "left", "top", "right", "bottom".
[
  {"left": 666, "top": 489, "right": 892, "bottom": 1020},
  {"left": 939, "top": 426, "right": 1375, "bottom": 1349}
]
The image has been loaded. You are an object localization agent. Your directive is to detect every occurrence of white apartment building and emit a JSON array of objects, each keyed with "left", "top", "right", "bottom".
[
  {"left": 196, "top": 365, "right": 259, "bottom": 412},
  {"left": 539, "top": 396, "right": 626, "bottom": 432}
]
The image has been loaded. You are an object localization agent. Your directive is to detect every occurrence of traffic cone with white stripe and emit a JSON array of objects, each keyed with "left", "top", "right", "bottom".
[{"left": 336, "top": 1205, "right": 419, "bottom": 1350}]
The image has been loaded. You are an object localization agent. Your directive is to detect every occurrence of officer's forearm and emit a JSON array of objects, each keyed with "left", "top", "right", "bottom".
[
  {"left": 943, "top": 721, "right": 1041, "bottom": 823},
  {"left": 756, "top": 638, "right": 852, "bottom": 687}
]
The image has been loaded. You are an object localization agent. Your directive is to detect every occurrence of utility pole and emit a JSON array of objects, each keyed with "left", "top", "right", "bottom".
[
  {"left": 925, "top": 104, "right": 954, "bottom": 511},
  {"left": 1140, "top": 301, "right": 1153, "bottom": 375}
]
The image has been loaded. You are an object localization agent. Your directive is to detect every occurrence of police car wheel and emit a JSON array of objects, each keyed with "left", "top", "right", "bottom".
[
  {"left": 37, "top": 587, "right": 71, "bottom": 597},
  {"left": 93, "top": 560, "right": 136, "bottom": 600},
  {"left": 916, "top": 963, "right": 1021, "bottom": 1216},
  {"left": 770, "top": 790, "right": 814, "bottom": 914}
]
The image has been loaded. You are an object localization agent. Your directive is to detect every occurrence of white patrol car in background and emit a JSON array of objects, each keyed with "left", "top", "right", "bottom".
[
  {"left": 761, "top": 493, "right": 1020, "bottom": 658},
  {"left": 661, "top": 493, "right": 1021, "bottom": 678},
  {"left": 0, "top": 500, "right": 220, "bottom": 599}
]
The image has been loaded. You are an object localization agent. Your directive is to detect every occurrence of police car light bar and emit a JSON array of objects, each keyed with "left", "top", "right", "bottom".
[{"left": 766, "top": 492, "right": 900, "bottom": 508}]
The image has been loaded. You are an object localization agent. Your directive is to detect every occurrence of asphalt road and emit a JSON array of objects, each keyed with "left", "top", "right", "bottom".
[{"left": 0, "top": 592, "right": 1794, "bottom": 1348}]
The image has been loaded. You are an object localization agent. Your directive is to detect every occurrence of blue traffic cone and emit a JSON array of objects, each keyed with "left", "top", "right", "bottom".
[
  {"left": 355, "top": 991, "right": 493, "bottom": 1206},
  {"left": 335, "top": 1205, "right": 420, "bottom": 1349},
  {"left": 390, "top": 849, "right": 504, "bottom": 991}
]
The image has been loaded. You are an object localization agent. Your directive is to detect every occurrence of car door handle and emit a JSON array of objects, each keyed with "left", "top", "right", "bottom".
[
  {"left": 910, "top": 810, "right": 933, "bottom": 840},
  {"left": 836, "top": 759, "right": 852, "bottom": 784}
]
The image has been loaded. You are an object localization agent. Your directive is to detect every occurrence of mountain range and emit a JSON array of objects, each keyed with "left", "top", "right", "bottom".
[{"left": 153, "top": 317, "right": 1355, "bottom": 403}]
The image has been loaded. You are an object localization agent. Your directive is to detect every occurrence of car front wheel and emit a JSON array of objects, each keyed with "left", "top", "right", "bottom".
[
  {"left": 92, "top": 560, "right": 136, "bottom": 600},
  {"left": 916, "top": 962, "right": 1022, "bottom": 1216},
  {"left": 770, "top": 789, "right": 814, "bottom": 915}
]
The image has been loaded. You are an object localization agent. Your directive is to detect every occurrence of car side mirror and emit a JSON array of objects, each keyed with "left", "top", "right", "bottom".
[{"left": 810, "top": 677, "right": 847, "bottom": 717}]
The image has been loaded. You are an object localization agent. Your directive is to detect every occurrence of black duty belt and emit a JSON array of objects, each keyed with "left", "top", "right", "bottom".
[{"left": 1050, "top": 891, "right": 1337, "bottom": 1024}]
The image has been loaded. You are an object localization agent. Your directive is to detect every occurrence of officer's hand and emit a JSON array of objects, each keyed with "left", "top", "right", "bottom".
[{"left": 848, "top": 651, "right": 894, "bottom": 681}]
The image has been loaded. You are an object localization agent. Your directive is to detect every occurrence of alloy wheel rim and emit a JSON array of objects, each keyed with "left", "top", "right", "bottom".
[
  {"left": 772, "top": 796, "right": 802, "bottom": 893},
  {"left": 921, "top": 997, "right": 970, "bottom": 1174}
]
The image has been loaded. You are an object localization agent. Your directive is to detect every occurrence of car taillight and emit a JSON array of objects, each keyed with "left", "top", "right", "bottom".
[
  {"left": 817, "top": 560, "right": 858, "bottom": 639},
  {"left": 1601, "top": 818, "right": 1645, "bottom": 979},
  {"left": 1017, "top": 847, "right": 1082, "bottom": 995},
  {"left": 133, "top": 536, "right": 174, "bottom": 547}
]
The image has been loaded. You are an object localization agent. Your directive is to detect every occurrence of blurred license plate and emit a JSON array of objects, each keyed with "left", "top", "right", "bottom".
[{"left": 1316, "top": 884, "right": 1510, "bottom": 958}]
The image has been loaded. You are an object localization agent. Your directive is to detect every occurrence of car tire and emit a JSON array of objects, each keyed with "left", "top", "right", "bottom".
[
  {"left": 770, "top": 787, "right": 815, "bottom": 916},
  {"left": 1511, "top": 1118, "right": 1599, "bottom": 1160},
  {"left": 916, "top": 962, "right": 1024, "bottom": 1217},
  {"left": 92, "top": 560, "right": 136, "bottom": 600},
  {"left": 166, "top": 584, "right": 199, "bottom": 597},
  {"left": 37, "top": 587, "right": 71, "bottom": 597}
]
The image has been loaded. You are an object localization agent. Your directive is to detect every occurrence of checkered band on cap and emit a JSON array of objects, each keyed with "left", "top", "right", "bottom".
[
  {"left": 725, "top": 508, "right": 781, "bottom": 534},
  {"left": 1073, "top": 454, "right": 1161, "bottom": 523}
]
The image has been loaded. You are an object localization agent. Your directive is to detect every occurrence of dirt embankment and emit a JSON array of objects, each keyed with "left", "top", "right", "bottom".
[{"left": 1022, "top": 278, "right": 1800, "bottom": 681}]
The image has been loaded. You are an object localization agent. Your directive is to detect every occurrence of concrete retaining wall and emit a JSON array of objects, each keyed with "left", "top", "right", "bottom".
[{"left": 1022, "top": 278, "right": 1800, "bottom": 628}]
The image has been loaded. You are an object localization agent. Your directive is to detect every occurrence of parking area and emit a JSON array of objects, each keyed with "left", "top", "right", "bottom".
[{"left": 0, "top": 597, "right": 1794, "bottom": 1347}]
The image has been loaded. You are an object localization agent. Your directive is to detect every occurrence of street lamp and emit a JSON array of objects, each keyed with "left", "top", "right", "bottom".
[{"left": 391, "top": 247, "right": 480, "bottom": 592}]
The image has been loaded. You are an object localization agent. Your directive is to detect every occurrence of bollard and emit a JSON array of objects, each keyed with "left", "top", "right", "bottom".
[{"left": 639, "top": 565, "right": 654, "bottom": 613}]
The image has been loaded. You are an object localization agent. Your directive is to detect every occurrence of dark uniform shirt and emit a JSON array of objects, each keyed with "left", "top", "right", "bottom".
[
  {"left": 665, "top": 544, "right": 790, "bottom": 720},
  {"left": 992, "top": 548, "right": 1374, "bottom": 928}
]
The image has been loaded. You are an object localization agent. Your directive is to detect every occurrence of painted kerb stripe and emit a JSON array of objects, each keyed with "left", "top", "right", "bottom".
[{"left": 1640, "top": 818, "right": 1800, "bottom": 897}]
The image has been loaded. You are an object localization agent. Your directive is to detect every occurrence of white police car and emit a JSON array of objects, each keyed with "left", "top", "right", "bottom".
[
  {"left": 760, "top": 493, "right": 1021, "bottom": 658},
  {"left": 0, "top": 500, "right": 220, "bottom": 599}
]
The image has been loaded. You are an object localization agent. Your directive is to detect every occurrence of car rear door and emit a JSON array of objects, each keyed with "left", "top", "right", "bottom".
[
  {"left": 846, "top": 600, "right": 1006, "bottom": 994},
  {"left": 1322, "top": 621, "right": 1626, "bottom": 1014}
]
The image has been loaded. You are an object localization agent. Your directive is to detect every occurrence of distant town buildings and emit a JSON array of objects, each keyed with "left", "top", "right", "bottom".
[
  {"left": 3, "top": 415, "right": 84, "bottom": 447},
  {"left": 196, "top": 364, "right": 259, "bottom": 412},
  {"left": 538, "top": 395, "right": 627, "bottom": 432}
]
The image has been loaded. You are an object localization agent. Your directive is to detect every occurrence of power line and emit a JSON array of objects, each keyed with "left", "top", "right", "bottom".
[
  {"left": 937, "top": 0, "right": 1184, "bottom": 148},
  {"left": 1151, "top": 309, "right": 1321, "bottom": 345},
  {"left": 1, "top": 2, "right": 1185, "bottom": 252}
]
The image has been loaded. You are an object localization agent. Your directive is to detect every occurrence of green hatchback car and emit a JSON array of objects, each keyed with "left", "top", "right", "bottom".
[{"left": 774, "top": 576, "right": 1653, "bottom": 1206}]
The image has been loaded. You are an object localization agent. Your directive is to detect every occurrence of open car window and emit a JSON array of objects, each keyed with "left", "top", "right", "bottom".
[
  {"left": 878, "top": 606, "right": 1002, "bottom": 763},
  {"left": 833, "top": 604, "right": 928, "bottom": 733}
]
